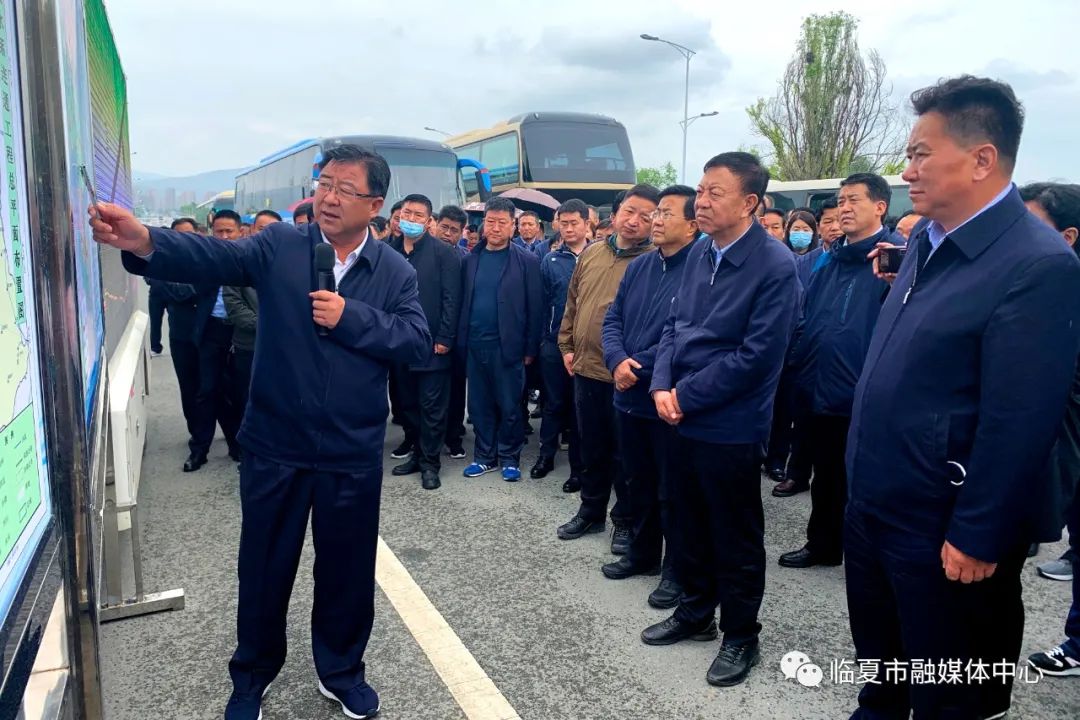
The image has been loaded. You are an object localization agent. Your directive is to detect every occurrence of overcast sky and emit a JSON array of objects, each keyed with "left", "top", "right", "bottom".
[{"left": 109, "top": 0, "right": 1079, "bottom": 184}]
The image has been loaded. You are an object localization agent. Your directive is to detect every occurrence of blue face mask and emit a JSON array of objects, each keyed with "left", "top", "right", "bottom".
[
  {"left": 789, "top": 230, "right": 813, "bottom": 250},
  {"left": 399, "top": 219, "right": 425, "bottom": 237}
]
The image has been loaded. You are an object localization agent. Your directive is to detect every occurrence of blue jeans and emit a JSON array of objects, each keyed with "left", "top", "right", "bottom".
[{"left": 467, "top": 341, "right": 525, "bottom": 467}]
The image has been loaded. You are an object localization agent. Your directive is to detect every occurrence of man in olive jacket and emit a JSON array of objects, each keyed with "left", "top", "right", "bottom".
[{"left": 556, "top": 184, "right": 658, "bottom": 548}]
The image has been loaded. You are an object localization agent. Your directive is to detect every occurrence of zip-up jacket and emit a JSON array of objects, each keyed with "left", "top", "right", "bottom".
[
  {"left": 540, "top": 245, "right": 581, "bottom": 346},
  {"left": 602, "top": 241, "right": 694, "bottom": 418},
  {"left": 789, "top": 229, "right": 892, "bottom": 416},
  {"left": 558, "top": 236, "right": 654, "bottom": 382},
  {"left": 121, "top": 221, "right": 431, "bottom": 472},
  {"left": 650, "top": 225, "right": 800, "bottom": 443}
]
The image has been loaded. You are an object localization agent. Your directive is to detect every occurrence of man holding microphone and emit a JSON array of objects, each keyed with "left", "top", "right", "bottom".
[{"left": 90, "top": 145, "right": 431, "bottom": 720}]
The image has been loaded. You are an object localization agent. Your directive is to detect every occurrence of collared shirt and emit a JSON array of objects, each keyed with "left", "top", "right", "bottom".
[
  {"left": 711, "top": 221, "right": 755, "bottom": 266},
  {"left": 926, "top": 183, "right": 1014, "bottom": 256},
  {"left": 211, "top": 289, "right": 227, "bottom": 318},
  {"left": 322, "top": 229, "right": 369, "bottom": 285}
]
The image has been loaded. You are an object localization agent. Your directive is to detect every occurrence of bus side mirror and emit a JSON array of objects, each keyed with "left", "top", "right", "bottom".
[{"left": 475, "top": 168, "right": 491, "bottom": 202}]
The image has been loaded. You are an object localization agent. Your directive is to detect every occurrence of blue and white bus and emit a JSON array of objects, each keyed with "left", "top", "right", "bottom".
[{"left": 234, "top": 135, "right": 490, "bottom": 219}]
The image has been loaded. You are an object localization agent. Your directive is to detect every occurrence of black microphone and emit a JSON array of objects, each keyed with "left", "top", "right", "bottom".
[{"left": 314, "top": 243, "right": 336, "bottom": 336}]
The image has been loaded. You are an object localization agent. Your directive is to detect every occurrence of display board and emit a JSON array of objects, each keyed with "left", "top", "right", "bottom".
[
  {"left": 0, "top": 0, "right": 55, "bottom": 632},
  {"left": 56, "top": 0, "right": 104, "bottom": 425},
  {"left": 85, "top": 0, "right": 137, "bottom": 360}
]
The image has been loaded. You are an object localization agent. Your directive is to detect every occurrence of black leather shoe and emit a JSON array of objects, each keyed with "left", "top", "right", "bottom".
[
  {"left": 562, "top": 475, "right": 581, "bottom": 493},
  {"left": 648, "top": 579, "right": 684, "bottom": 610},
  {"left": 421, "top": 470, "right": 441, "bottom": 490},
  {"left": 530, "top": 456, "right": 555, "bottom": 479},
  {"left": 183, "top": 453, "right": 207, "bottom": 472},
  {"left": 765, "top": 465, "right": 786, "bottom": 483},
  {"left": 641, "top": 615, "right": 717, "bottom": 646},
  {"left": 390, "top": 440, "right": 413, "bottom": 459},
  {"left": 778, "top": 546, "right": 842, "bottom": 568},
  {"left": 228, "top": 443, "right": 241, "bottom": 462},
  {"left": 772, "top": 479, "right": 809, "bottom": 497},
  {"left": 602, "top": 556, "right": 660, "bottom": 580},
  {"left": 611, "top": 524, "right": 632, "bottom": 555},
  {"left": 706, "top": 639, "right": 760, "bottom": 687},
  {"left": 392, "top": 458, "right": 420, "bottom": 476},
  {"left": 530, "top": 407, "right": 542, "bottom": 419},
  {"left": 557, "top": 516, "right": 605, "bottom": 540}
]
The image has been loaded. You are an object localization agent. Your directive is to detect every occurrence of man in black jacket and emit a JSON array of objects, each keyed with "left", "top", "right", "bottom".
[{"left": 389, "top": 194, "right": 463, "bottom": 489}]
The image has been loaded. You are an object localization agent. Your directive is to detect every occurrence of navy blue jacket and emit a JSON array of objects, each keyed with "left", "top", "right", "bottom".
[
  {"left": 847, "top": 188, "right": 1080, "bottom": 562},
  {"left": 603, "top": 241, "right": 694, "bottom": 419},
  {"left": 794, "top": 247, "right": 822, "bottom": 289},
  {"left": 789, "top": 229, "right": 892, "bottom": 416},
  {"left": 122, "top": 222, "right": 431, "bottom": 472},
  {"left": 651, "top": 223, "right": 800, "bottom": 443},
  {"left": 457, "top": 241, "right": 543, "bottom": 364},
  {"left": 540, "top": 245, "right": 580, "bottom": 346}
]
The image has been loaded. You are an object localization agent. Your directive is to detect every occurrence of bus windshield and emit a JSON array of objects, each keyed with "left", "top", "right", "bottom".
[
  {"left": 520, "top": 121, "right": 635, "bottom": 185},
  {"left": 375, "top": 145, "right": 462, "bottom": 211}
]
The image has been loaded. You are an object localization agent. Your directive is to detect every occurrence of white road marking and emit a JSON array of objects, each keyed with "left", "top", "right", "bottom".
[{"left": 375, "top": 536, "right": 521, "bottom": 720}]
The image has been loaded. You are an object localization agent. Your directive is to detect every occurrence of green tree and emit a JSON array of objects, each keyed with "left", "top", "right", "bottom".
[
  {"left": 636, "top": 162, "right": 678, "bottom": 188},
  {"left": 178, "top": 201, "right": 199, "bottom": 217},
  {"left": 747, "top": 12, "right": 908, "bottom": 181}
]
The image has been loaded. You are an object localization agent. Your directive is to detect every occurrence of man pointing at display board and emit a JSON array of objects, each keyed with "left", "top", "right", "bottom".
[{"left": 89, "top": 145, "right": 430, "bottom": 720}]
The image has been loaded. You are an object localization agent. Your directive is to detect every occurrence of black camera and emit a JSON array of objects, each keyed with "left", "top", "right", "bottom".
[{"left": 878, "top": 246, "right": 907, "bottom": 274}]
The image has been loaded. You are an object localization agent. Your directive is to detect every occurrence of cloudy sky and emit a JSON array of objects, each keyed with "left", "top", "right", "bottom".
[{"left": 109, "top": 0, "right": 1079, "bottom": 184}]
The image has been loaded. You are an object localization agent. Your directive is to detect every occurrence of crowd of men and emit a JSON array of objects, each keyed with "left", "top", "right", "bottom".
[{"left": 132, "top": 74, "right": 1080, "bottom": 719}]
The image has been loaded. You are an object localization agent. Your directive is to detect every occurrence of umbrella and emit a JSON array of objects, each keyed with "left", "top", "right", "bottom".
[
  {"left": 286, "top": 197, "right": 314, "bottom": 213},
  {"left": 498, "top": 188, "right": 560, "bottom": 221}
]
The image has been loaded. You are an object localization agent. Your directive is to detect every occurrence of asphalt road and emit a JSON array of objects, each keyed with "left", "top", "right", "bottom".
[{"left": 100, "top": 351, "right": 1080, "bottom": 719}]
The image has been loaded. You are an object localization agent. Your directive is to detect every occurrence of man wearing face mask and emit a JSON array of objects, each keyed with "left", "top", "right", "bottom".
[
  {"left": 388, "top": 194, "right": 463, "bottom": 490},
  {"left": 777, "top": 173, "right": 895, "bottom": 570}
]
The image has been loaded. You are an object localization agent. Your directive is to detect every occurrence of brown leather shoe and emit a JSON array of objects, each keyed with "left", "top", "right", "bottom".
[{"left": 772, "top": 479, "right": 809, "bottom": 497}]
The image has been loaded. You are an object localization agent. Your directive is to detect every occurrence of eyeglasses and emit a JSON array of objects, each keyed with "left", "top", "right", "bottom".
[
  {"left": 648, "top": 210, "right": 679, "bottom": 221},
  {"left": 314, "top": 178, "right": 378, "bottom": 201}
]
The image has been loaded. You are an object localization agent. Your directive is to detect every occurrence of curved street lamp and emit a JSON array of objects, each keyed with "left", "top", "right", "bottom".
[{"left": 640, "top": 33, "right": 698, "bottom": 183}]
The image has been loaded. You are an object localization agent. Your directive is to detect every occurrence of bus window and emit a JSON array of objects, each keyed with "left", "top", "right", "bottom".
[
  {"left": 479, "top": 133, "right": 519, "bottom": 187},
  {"left": 376, "top": 145, "right": 462, "bottom": 211},
  {"left": 520, "top": 121, "right": 634, "bottom": 184},
  {"left": 766, "top": 193, "right": 795, "bottom": 213},
  {"left": 807, "top": 192, "right": 836, "bottom": 213}
]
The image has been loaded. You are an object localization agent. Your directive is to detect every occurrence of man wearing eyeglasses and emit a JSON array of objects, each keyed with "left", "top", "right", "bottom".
[
  {"left": 89, "top": 144, "right": 430, "bottom": 720},
  {"left": 556, "top": 183, "right": 658, "bottom": 550}
]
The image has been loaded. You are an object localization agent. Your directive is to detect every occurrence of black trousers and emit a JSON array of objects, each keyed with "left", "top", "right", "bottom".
[
  {"left": 399, "top": 368, "right": 451, "bottom": 472},
  {"left": 229, "top": 348, "right": 255, "bottom": 427},
  {"left": 445, "top": 355, "right": 467, "bottom": 449},
  {"left": 669, "top": 434, "right": 765, "bottom": 645},
  {"left": 617, "top": 412, "right": 678, "bottom": 581},
  {"left": 786, "top": 413, "right": 813, "bottom": 484},
  {"left": 149, "top": 291, "right": 166, "bottom": 352},
  {"left": 169, "top": 335, "right": 200, "bottom": 442},
  {"left": 538, "top": 343, "right": 582, "bottom": 474},
  {"left": 574, "top": 375, "right": 629, "bottom": 525},
  {"left": 765, "top": 366, "right": 796, "bottom": 471},
  {"left": 229, "top": 451, "right": 381, "bottom": 696},
  {"left": 844, "top": 503, "right": 1027, "bottom": 719},
  {"left": 388, "top": 365, "right": 404, "bottom": 425},
  {"left": 190, "top": 318, "right": 239, "bottom": 457},
  {"left": 805, "top": 414, "right": 851, "bottom": 561}
]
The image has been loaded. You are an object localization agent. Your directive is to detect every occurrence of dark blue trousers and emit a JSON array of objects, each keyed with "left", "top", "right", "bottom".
[
  {"left": 538, "top": 342, "right": 582, "bottom": 473},
  {"left": 617, "top": 412, "right": 679, "bottom": 582},
  {"left": 467, "top": 341, "right": 525, "bottom": 467},
  {"left": 229, "top": 451, "right": 382, "bottom": 696},
  {"left": 844, "top": 503, "right": 1027, "bottom": 719}
]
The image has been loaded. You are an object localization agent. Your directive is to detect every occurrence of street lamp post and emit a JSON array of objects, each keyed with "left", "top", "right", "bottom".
[
  {"left": 640, "top": 33, "right": 697, "bottom": 183},
  {"left": 424, "top": 126, "right": 452, "bottom": 137}
]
